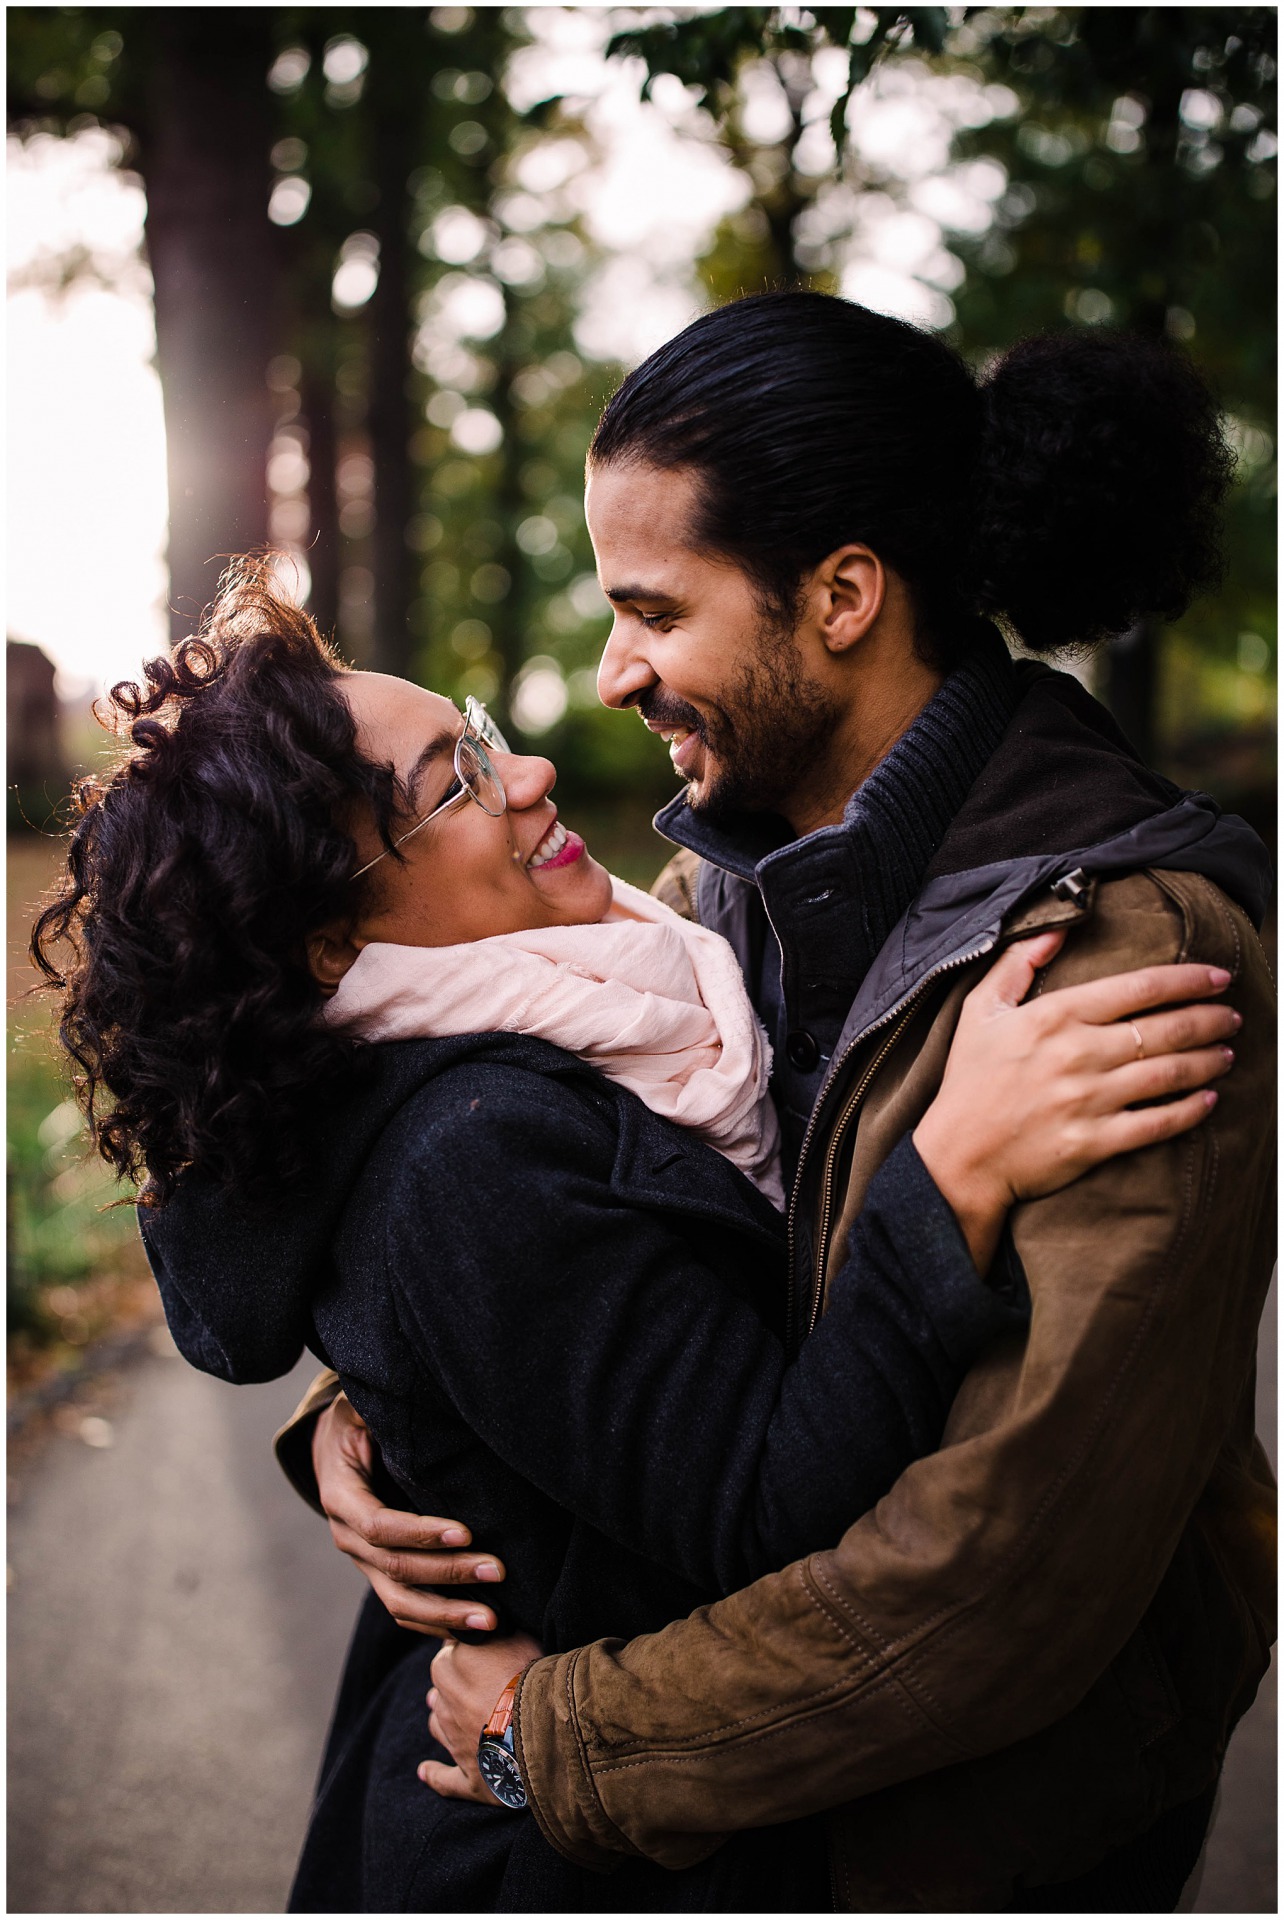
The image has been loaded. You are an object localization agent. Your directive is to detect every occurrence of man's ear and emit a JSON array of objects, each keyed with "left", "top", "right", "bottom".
[
  {"left": 307, "top": 925, "right": 363, "bottom": 995},
  {"left": 811, "top": 545, "right": 885, "bottom": 654}
]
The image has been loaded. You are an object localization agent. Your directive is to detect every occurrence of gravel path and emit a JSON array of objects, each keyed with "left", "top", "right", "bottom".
[{"left": 8, "top": 1344, "right": 363, "bottom": 1913}]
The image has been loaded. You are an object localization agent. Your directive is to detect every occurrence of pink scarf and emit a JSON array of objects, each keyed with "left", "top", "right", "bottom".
[{"left": 323, "top": 876, "right": 784, "bottom": 1207}]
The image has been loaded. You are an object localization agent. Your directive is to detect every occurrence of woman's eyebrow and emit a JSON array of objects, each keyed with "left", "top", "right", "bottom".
[{"left": 406, "top": 725, "right": 459, "bottom": 805}]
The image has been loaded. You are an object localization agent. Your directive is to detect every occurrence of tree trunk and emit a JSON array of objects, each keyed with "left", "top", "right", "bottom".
[
  {"left": 143, "top": 12, "right": 278, "bottom": 640},
  {"left": 365, "top": 53, "right": 417, "bottom": 678},
  {"left": 1103, "top": 57, "right": 1187, "bottom": 769},
  {"left": 486, "top": 295, "right": 531, "bottom": 724},
  {"left": 300, "top": 356, "right": 340, "bottom": 641}
]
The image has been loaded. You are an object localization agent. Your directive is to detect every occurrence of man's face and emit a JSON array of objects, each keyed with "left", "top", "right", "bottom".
[{"left": 586, "top": 461, "right": 842, "bottom": 824}]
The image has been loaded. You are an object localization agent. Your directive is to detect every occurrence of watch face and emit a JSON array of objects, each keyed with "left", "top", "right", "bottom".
[{"left": 478, "top": 1738, "right": 527, "bottom": 1811}]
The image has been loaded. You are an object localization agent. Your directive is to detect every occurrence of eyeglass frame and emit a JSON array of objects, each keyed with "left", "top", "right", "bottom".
[{"left": 350, "top": 696, "right": 510, "bottom": 881}]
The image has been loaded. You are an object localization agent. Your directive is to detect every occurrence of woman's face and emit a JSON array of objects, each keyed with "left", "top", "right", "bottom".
[{"left": 339, "top": 671, "right": 613, "bottom": 949}]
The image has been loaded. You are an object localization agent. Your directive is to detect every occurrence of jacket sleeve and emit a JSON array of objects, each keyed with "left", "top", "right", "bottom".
[
  {"left": 273, "top": 1369, "right": 343, "bottom": 1514},
  {"left": 511, "top": 872, "right": 1276, "bottom": 1871},
  {"left": 385, "top": 1071, "right": 1023, "bottom": 1600}
]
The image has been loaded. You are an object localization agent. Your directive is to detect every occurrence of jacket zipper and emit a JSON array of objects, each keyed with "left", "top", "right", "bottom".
[{"left": 787, "top": 938, "right": 998, "bottom": 1346}]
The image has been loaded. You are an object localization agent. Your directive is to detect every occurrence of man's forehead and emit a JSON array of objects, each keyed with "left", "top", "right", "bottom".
[
  {"left": 586, "top": 463, "right": 699, "bottom": 585},
  {"left": 587, "top": 461, "right": 696, "bottom": 535}
]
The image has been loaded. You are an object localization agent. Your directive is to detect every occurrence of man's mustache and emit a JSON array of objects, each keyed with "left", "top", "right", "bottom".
[{"left": 633, "top": 688, "right": 707, "bottom": 739}]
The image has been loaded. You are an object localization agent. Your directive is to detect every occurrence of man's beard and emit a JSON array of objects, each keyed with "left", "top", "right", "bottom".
[{"left": 636, "top": 618, "right": 842, "bottom": 824}]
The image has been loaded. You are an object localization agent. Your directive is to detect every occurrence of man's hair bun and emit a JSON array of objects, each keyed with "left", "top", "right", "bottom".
[
  {"left": 971, "top": 330, "right": 1235, "bottom": 654},
  {"left": 592, "top": 291, "right": 1234, "bottom": 667}
]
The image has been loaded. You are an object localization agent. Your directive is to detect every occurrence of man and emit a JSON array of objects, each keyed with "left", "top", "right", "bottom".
[{"left": 279, "top": 293, "right": 1275, "bottom": 1909}]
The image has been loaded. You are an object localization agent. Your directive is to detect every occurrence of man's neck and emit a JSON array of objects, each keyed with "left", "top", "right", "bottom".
[{"left": 784, "top": 652, "right": 946, "bottom": 839}]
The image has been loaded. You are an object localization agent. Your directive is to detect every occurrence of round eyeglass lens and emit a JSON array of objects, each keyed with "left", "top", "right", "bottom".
[{"left": 457, "top": 735, "right": 506, "bottom": 816}]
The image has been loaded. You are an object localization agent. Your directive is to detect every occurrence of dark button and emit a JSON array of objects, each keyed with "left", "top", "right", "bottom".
[{"left": 786, "top": 1029, "right": 819, "bottom": 1072}]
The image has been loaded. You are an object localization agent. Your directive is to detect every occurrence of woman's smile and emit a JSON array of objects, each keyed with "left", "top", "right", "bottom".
[{"left": 526, "top": 820, "right": 584, "bottom": 871}]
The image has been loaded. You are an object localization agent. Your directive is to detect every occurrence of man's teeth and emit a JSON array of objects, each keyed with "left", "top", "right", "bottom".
[
  {"left": 662, "top": 727, "right": 693, "bottom": 747},
  {"left": 527, "top": 821, "right": 568, "bottom": 868}
]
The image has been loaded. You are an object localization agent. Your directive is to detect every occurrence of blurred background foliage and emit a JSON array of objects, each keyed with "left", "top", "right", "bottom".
[{"left": 6, "top": 4, "right": 1277, "bottom": 1356}]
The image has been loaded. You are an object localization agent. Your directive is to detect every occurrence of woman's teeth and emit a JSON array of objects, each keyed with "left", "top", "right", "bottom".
[{"left": 527, "top": 821, "right": 568, "bottom": 868}]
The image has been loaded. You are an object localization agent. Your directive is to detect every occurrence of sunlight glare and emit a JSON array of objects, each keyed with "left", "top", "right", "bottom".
[{"left": 7, "top": 131, "right": 170, "bottom": 695}]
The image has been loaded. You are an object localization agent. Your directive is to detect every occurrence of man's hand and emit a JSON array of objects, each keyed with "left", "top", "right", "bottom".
[
  {"left": 313, "top": 1393, "right": 506, "bottom": 1634},
  {"left": 419, "top": 1632, "right": 543, "bottom": 1803}
]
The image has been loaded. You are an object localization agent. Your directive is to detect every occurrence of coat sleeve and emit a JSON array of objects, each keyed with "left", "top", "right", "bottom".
[
  {"left": 272, "top": 1368, "right": 343, "bottom": 1514},
  {"left": 510, "top": 873, "right": 1277, "bottom": 1872},
  {"left": 384, "top": 1069, "right": 1023, "bottom": 1600}
]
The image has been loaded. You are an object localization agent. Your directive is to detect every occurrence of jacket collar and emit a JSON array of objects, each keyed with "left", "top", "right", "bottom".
[{"left": 830, "top": 790, "right": 1264, "bottom": 1065}]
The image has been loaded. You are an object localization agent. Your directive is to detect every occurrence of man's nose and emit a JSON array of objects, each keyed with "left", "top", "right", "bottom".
[{"left": 596, "top": 616, "right": 655, "bottom": 711}]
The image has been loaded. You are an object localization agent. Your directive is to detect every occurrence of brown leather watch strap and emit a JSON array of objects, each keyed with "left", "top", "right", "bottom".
[{"left": 482, "top": 1672, "right": 525, "bottom": 1742}]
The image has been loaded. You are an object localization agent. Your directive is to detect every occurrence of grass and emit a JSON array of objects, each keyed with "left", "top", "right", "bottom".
[{"left": 8, "top": 836, "right": 155, "bottom": 1394}]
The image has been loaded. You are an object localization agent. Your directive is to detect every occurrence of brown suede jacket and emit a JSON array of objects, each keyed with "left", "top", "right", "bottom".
[
  {"left": 277, "top": 671, "right": 1275, "bottom": 1911},
  {"left": 510, "top": 859, "right": 1275, "bottom": 1910}
]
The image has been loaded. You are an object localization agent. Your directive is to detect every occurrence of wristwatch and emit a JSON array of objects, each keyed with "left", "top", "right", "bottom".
[{"left": 477, "top": 1671, "right": 528, "bottom": 1810}]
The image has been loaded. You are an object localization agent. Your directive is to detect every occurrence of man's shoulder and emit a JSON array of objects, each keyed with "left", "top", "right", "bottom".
[
  {"left": 1042, "top": 867, "right": 1273, "bottom": 1010},
  {"left": 650, "top": 846, "right": 702, "bottom": 922}
]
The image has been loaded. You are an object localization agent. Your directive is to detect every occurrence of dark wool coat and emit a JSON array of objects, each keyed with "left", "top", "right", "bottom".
[{"left": 145, "top": 1039, "right": 1024, "bottom": 1912}]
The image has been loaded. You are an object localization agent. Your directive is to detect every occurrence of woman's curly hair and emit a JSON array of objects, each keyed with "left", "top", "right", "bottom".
[{"left": 31, "top": 560, "right": 409, "bottom": 1209}]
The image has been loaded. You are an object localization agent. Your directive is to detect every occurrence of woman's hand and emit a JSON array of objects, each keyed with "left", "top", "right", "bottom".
[
  {"left": 420, "top": 1633, "right": 544, "bottom": 1804},
  {"left": 914, "top": 930, "right": 1238, "bottom": 1274},
  {"left": 312, "top": 1394, "right": 506, "bottom": 1634}
]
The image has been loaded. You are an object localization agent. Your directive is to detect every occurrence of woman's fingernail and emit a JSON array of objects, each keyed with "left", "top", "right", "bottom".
[
  {"left": 427, "top": 1688, "right": 437, "bottom": 1709},
  {"left": 1230, "top": 1010, "right": 1243, "bottom": 1029},
  {"left": 418, "top": 1763, "right": 432, "bottom": 1783},
  {"left": 441, "top": 1528, "right": 469, "bottom": 1547},
  {"left": 1208, "top": 967, "right": 1232, "bottom": 987},
  {"left": 465, "top": 1612, "right": 492, "bottom": 1631},
  {"left": 1220, "top": 1047, "right": 1235, "bottom": 1063},
  {"left": 1203, "top": 1090, "right": 1219, "bottom": 1108},
  {"left": 475, "top": 1561, "right": 502, "bottom": 1582}
]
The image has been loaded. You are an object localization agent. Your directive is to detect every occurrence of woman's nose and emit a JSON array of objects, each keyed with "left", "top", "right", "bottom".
[
  {"left": 497, "top": 749, "right": 556, "bottom": 809},
  {"left": 596, "top": 615, "right": 655, "bottom": 710}
]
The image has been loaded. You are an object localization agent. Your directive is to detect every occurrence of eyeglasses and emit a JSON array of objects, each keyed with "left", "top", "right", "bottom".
[{"left": 351, "top": 696, "right": 510, "bottom": 880}]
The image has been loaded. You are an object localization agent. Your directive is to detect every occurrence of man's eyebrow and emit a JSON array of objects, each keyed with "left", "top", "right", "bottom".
[
  {"left": 605, "top": 584, "right": 678, "bottom": 605},
  {"left": 406, "top": 725, "right": 458, "bottom": 804}
]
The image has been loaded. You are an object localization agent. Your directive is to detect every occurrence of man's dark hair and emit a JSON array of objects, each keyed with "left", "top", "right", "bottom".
[
  {"left": 31, "top": 561, "right": 408, "bottom": 1208},
  {"left": 590, "top": 291, "right": 1234, "bottom": 667}
]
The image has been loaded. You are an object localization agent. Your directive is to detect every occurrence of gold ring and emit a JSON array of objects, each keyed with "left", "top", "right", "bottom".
[{"left": 1127, "top": 1020, "right": 1146, "bottom": 1061}]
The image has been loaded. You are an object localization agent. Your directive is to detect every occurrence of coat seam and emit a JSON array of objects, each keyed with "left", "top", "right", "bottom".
[
  {"left": 554, "top": 1646, "right": 649, "bottom": 1861},
  {"left": 589, "top": 1675, "right": 933, "bottom": 1773}
]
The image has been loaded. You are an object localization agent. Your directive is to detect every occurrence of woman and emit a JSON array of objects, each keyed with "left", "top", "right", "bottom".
[{"left": 33, "top": 569, "right": 1236, "bottom": 1911}]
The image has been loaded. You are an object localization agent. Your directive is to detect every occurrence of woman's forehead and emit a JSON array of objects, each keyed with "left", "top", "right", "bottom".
[{"left": 342, "top": 672, "right": 459, "bottom": 772}]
